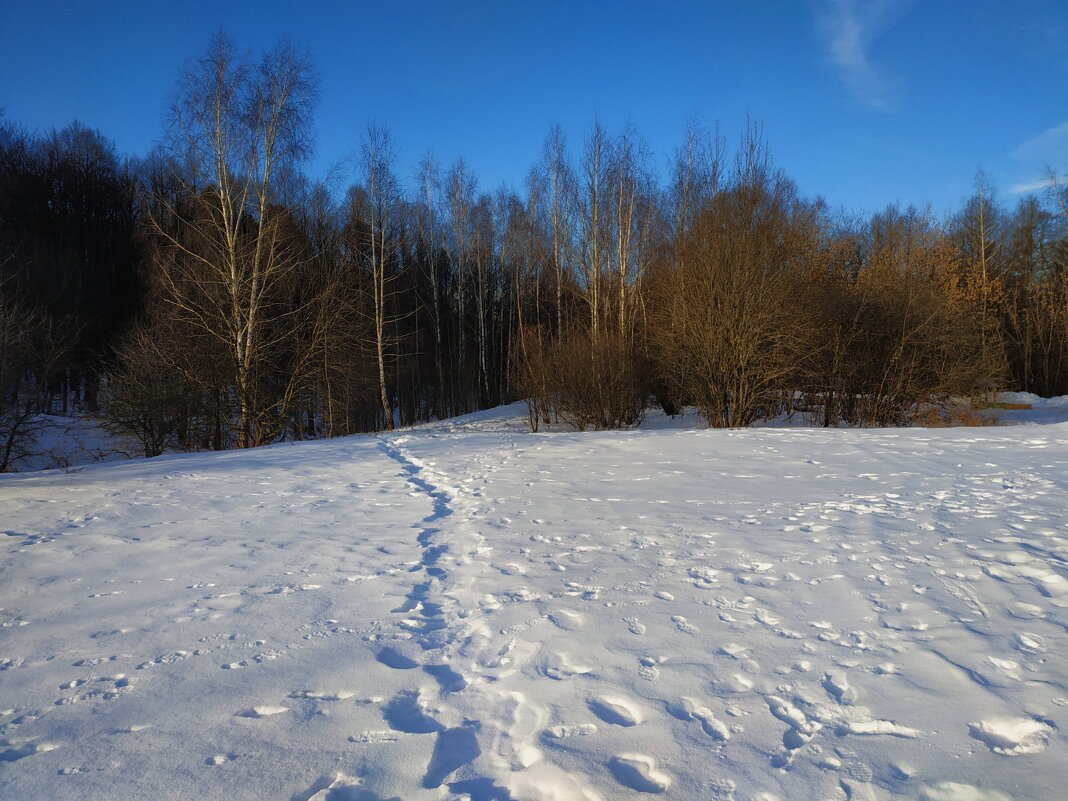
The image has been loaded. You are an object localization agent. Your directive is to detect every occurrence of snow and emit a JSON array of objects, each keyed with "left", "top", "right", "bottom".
[
  {"left": 988, "top": 392, "right": 1068, "bottom": 426},
  {"left": 2, "top": 403, "right": 1067, "bottom": 800},
  {"left": 7, "top": 415, "right": 138, "bottom": 473}
]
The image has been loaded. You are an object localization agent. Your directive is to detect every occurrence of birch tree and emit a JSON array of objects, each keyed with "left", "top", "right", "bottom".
[
  {"left": 151, "top": 34, "right": 316, "bottom": 448},
  {"left": 446, "top": 159, "right": 477, "bottom": 409},
  {"left": 352, "top": 123, "right": 402, "bottom": 429},
  {"left": 414, "top": 153, "right": 446, "bottom": 417},
  {"left": 577, "top": 122, "right": 610, "bottom": 338},
  {"left": 953, "top": 171, "right": 1005, "bottom": 378},
  {"left": 540, "top": 125, "right": 573, "bottom": 335},
  {"left": 608, "top": 124, "right": 657, "bottom": 338}
]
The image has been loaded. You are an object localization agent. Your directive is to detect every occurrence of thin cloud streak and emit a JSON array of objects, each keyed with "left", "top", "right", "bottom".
[
  {"left": 815, "top": 0, "right": 910, "bottom": 110},
  {"left": 1007, "top": 121, "right": 1068, "bottom": 196},
  {"left": 1011, "top": 121, "right": 1068, "bottom": 163},
  {"left": 1009, "top": 177, "right": 1053, "bottom": 195}
]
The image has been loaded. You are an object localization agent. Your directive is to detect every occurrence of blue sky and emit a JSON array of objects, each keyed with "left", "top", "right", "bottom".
[{"left": 2, "top": 0, "right": 1066, "bottom": 216}]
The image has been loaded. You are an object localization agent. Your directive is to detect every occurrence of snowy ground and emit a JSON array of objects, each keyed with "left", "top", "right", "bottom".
[
  {"left": 7, "top": 414, "right": 139, "bottom": 473},
  {"left": 2, "top": 404, "right": 1067, "bottom": 801}
]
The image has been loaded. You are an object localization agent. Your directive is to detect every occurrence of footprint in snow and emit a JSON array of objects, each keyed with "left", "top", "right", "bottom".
[
  {"left": 0, "top": 741, "right": 59, "bottom": 762},
  {"left": 608, "top": 753, "right": 671, "bottom": 794},
  {"left": 839, "top": 775, "right": 883, "bottom": 801},
  {"left": 423, "top": 726, "right": 480, "bottom": 788},
  {"left": 822, "top": 671, "right": 858, "bottom": 705},
  {"left": 265, "top": 583, "right": 321, "bottom": 594},
  {"left": 381, "top": 690, "right": 443, "bottom": 734},
  {"left": 718, "top": 642, "right": 750, "bottom": 659},
  {"left": 55, "top": 674, "right": 136, "bottom": 705},
  {"left": 536, "top": 651, "right": 594, "bottom": 680},
  {"left": 589, "top": 695, "right": 643, "bottom": 727},
  {"left": 672, "top": 616, "right": 699, "bottom": 635},
  {"left": 754, "top": 607, "right": 780, "bottom": 626},
  {"left": 288, "top": 690, "right": 357, "bottom": 701},
  {"left": 836, "top": 719, "right": 923, "bottom": 738},
  {"left": 669, "top": 697, "right": 731, "bottom": 741},
  {"left": 710, "top": 670, "right": 755, "bottom": 694},
  {"left": 72, "top": 655, "right": 124, "bottom": 668},
  {"left": 547, "top": 609, "right": 584, "bottom": 630},
  {"left": 545, "top": 723, "right": 598, "bottom": 739},
  {"left": 424, "top": 663, "right": 468, "bottom": 693},
  {"left": 637, "top": 656, "right": 661, "bottom": 681},
  {"left": 206, "top": 752, "right": 244, "bottom": 766},
  {"left": 766, "top": 695, "right": 821, "bottom": 761},
  {"left": 237, "top": 705, "right": 288, "bottom": 718},
  {"left": 137, "top": 650, "right": 203, "bottom": 669},
  {"left": 58, "top": 762, "right": 119, "bottom": 775},
  {"left": 375, "top": 646, "right": 420, "bottom": 670},
  {"left": 968, "top": 717, "right": 1052, "bottom": 756},
  {"left": 623, "top": 616, "right": 647, "bottom": 635},
  {"left": 349, "top": 731, "right": 405, "bottom": 743},
  {"left": 293, "top": 772, "right": 373, "bottom": 801}
]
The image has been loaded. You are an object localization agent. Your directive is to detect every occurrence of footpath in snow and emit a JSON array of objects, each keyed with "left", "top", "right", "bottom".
[{"left": 1, "top": 404, "right": 1067, "bottom": 801}]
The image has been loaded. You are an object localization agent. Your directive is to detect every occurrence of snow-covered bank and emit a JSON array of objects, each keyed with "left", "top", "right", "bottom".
[
  {"left": 6, "top": 415, "right": 138, "bottom": 473},
  {"left": 1, "top": 405, "right": 1066, "bottom": 800},
  {"left": 991, "top": 392, "right": 1068, "bottom": 426},
  {"left": 9, "top": 391, "right": 1068, "bottom": 474}
]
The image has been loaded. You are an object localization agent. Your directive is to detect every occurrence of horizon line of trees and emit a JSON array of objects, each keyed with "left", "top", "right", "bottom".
[{"left": 2, "top": 34, "right": 1067, "bottom": 468}]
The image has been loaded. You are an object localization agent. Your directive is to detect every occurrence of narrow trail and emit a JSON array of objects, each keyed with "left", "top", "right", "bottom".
[{"left": 375, "top": 431, "right": 600, "bottom": 800}]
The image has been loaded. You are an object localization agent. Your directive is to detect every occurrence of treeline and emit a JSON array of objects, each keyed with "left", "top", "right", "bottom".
[
  {"left": 2, "top": 35, "right": 1067, "bottom": 466},
  {"left": 0, "top": 117, "right": 142, "bottom": 467}
]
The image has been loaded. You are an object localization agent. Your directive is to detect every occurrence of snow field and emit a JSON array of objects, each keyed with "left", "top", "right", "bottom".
[{"left": 1, "top": 404, "right": 1067, "bottom": 800}]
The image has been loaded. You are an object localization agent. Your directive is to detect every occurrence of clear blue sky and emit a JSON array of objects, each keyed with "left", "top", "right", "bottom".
[{"left": 2, "top": 0, "right": 1066, "bottom": 217}]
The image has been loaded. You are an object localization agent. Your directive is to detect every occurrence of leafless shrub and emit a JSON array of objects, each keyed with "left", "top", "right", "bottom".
[
  {"left": 103, "top": 322, "right": 203, "bottom": 457},
  {"left": 0, "top": 298, "right": 72, "bottom": 471},
  {"left": 650, "top": 136, "right": 820, "bottom": 428},
  {"left": 516, "top": 328, "right": 648, "bottom": 431}
]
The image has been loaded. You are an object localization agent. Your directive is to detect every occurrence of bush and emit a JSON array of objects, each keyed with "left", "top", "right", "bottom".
[
  {"left": 104, "top": 323, "right": 204, "bottom": 457},
  {"left": 516, "top": 329, "right": 648, "bottom": 431}
]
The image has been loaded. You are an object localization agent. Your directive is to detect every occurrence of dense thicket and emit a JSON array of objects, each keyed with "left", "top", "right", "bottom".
[{"left": 2, "top": 36, "right": 1067, "bottom": 464}]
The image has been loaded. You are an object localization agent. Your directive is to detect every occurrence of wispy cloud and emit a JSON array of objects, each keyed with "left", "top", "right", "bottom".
[
  {"left": 1009, "top": 177, "right": 1053, "bottom": 195},
  {"left": 1006, "top": 121, "right": 1068, "bottom": 194},
  {"left": 1011, "top": 121, "right": 1068, "bottom": 163},
  {"left": 815, "top": 0, "right": 912, "bottom": 109}
]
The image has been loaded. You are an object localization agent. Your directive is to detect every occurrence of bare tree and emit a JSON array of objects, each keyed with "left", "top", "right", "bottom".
[
  {"left": 651, "top": 130, "right": 820, "bottom": 427},
  {"left": 149, "top": 34, "right": 317, "bottom": 448},
  {"left": 0, "top": 294, "right": 71, "bottom": 470},
  {"left": 1048, "top": 167, "right": 1068, "bottom": 223},
  {"left": 670, "top": 118, "right": 724, "bottom": 247},
  {"left": 577, "top": 121, "right": 611, "bottom": 339},
  {"left": 445, "top": 158, "right": 478, "bottom": 409},
  {"left": 1001, "top": 195, "right": 1068, "bottom": 395},
  {"left": 803, "top": 205, "right": 1006, "bottom": 427},
  {"left": 470, "top": 194, "right": 496, "bottom": 404},
  {"left": 104, "top": 320, "right": 200, "bottom": 457},
  {"left": 414, "top": 153, "right": 447, "bottom": 418},
  {"left": 952, "top": 170, "right": 1006, "bottom": 381},
  {"left": 351, "top": 123, "right": 404, "bottom": 430},
  {"left": 540, "top": 125, "right": 574, "bottom": 335},
  {"left": 608, "top": 123, "right": 657, "bottom": 339}
]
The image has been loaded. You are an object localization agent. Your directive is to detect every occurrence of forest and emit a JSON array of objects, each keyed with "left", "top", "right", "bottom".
[{"left": 2, "top": 35, "right": 1067, "bottom": 469}]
